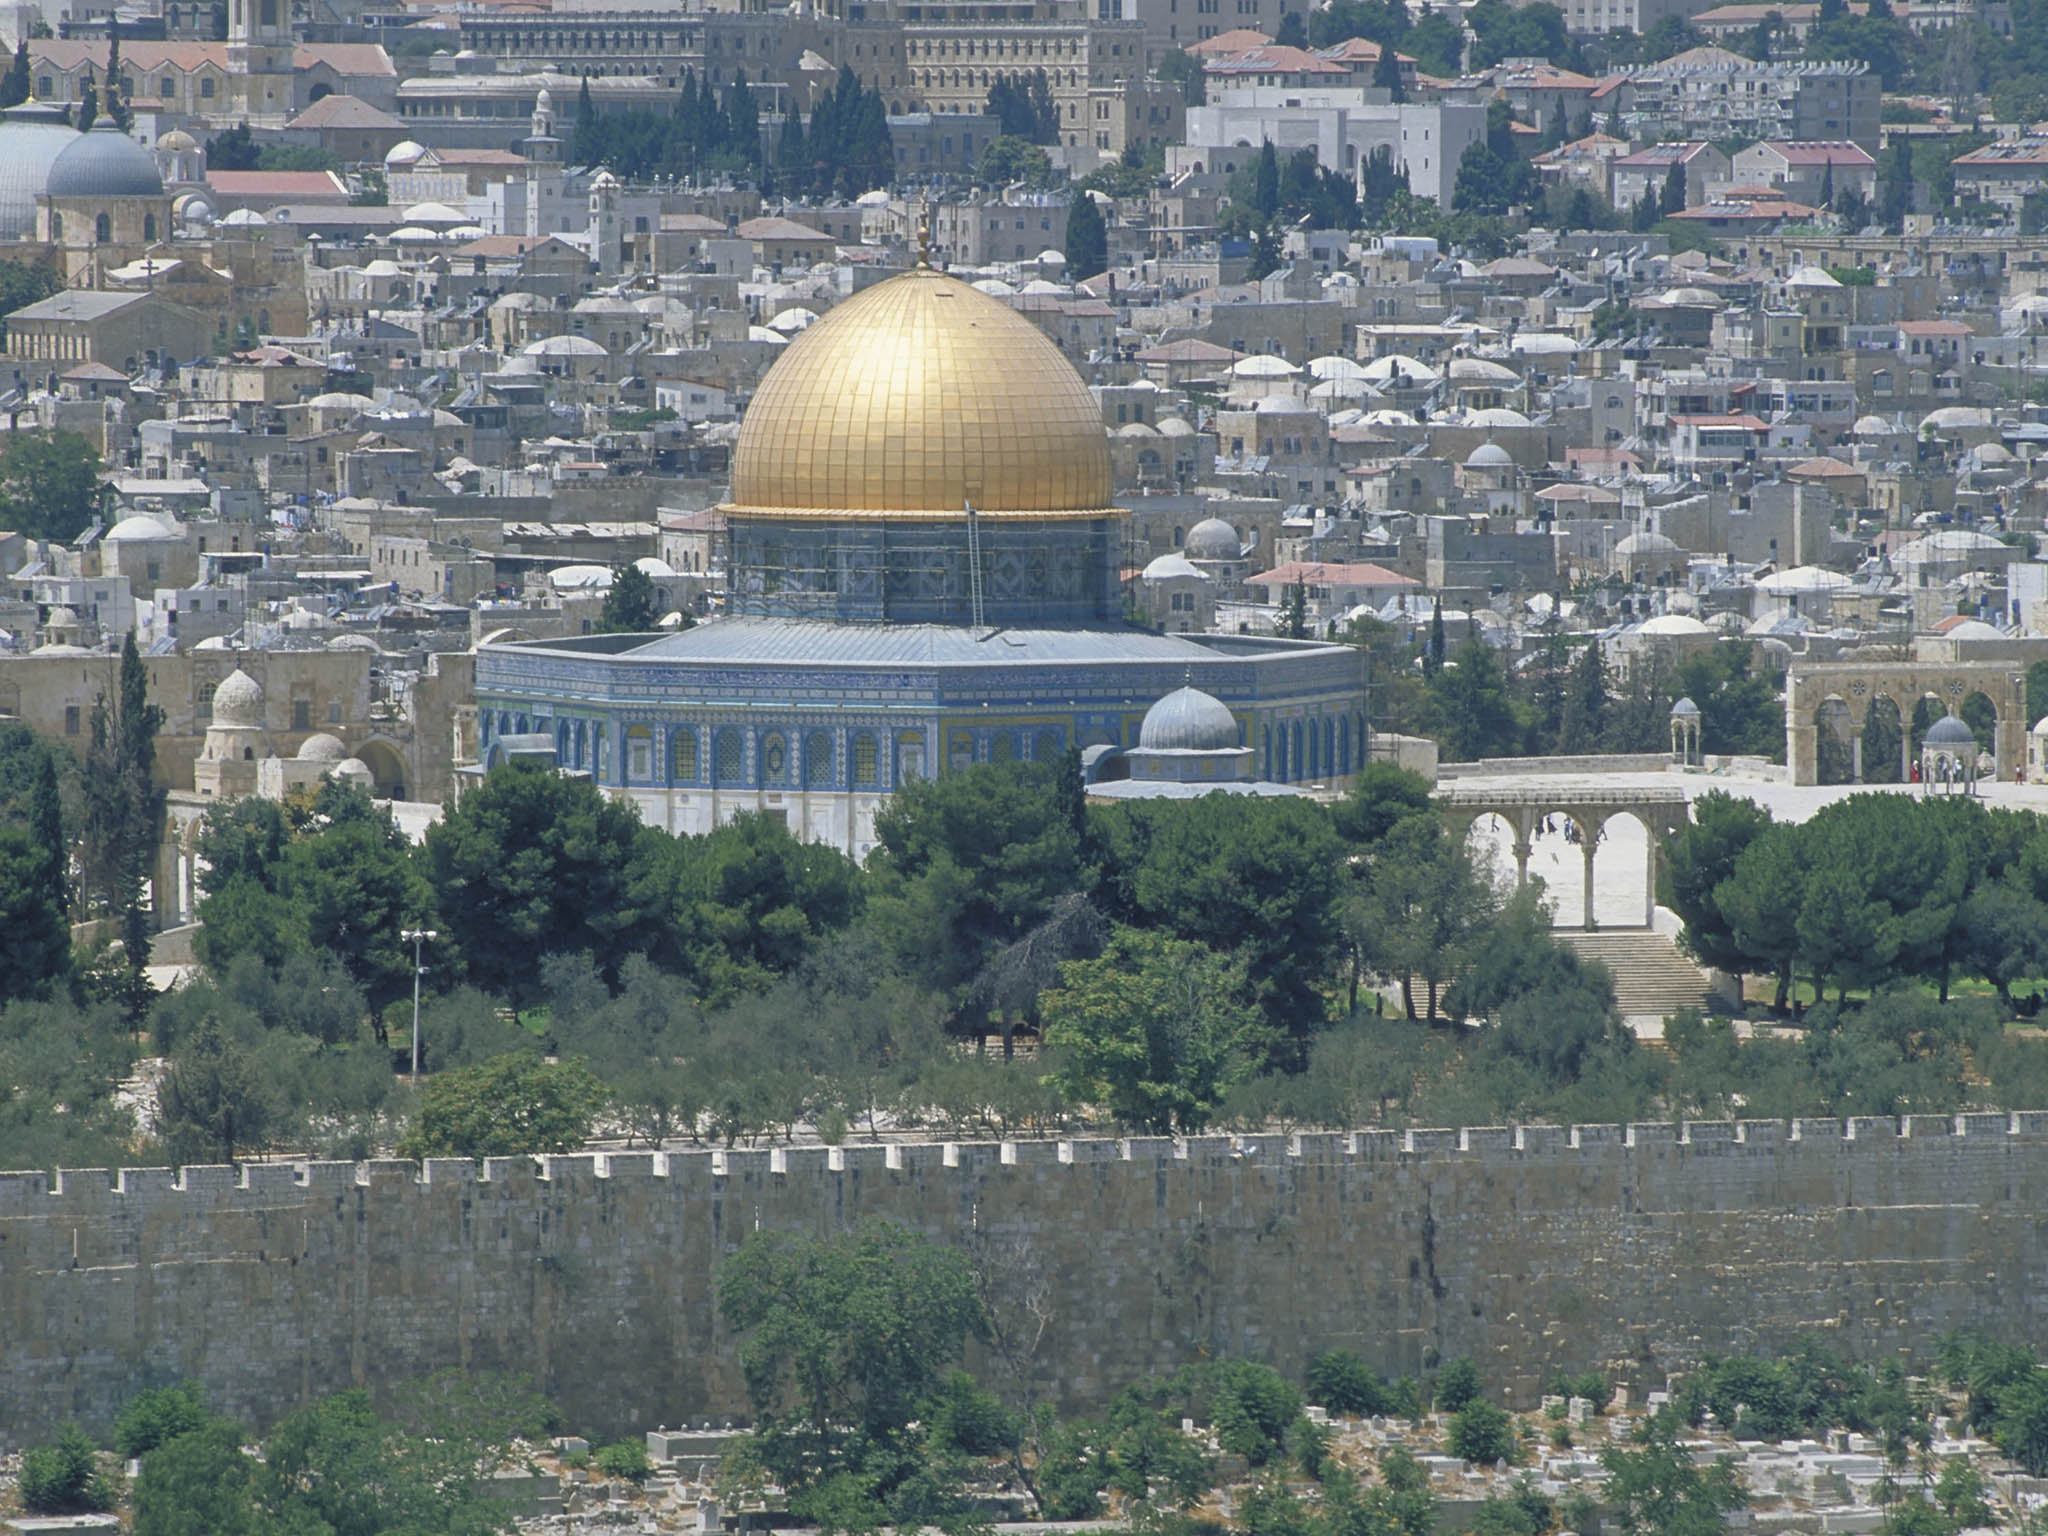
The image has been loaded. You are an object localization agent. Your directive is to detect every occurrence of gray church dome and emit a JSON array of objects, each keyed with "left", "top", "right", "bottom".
[
  {"left": 1184, "top": 517, "right": 1240, "bottom": 561},
  {"left": 47, "top": 123, "right": 165, "bottom": 199},
  {"left": 1138, "top": 686, "right": 1240, "bottom": 751},
  {"left": 0, "top": 103, "right": 82, "bottom": 238},
  {"left": 1925, "top": 713, "right": 1976, "bottom": 748}
]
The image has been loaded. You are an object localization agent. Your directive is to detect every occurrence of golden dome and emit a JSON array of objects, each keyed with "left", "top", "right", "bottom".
[{"left": 724, "top": 266, "right": 1114, "bottom": 521}]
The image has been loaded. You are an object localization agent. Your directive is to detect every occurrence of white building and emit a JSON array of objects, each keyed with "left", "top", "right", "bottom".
[{"left": 1172, "top": 92, "right": 1485, "bottom": 209}]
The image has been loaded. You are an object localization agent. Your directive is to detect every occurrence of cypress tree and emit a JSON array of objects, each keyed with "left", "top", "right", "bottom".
[
  {"left": 0, "top": 39, "right": 31, "bottom": 111},
  {"left": 105, "top": 18, "right": 131, "bottom": 133},
  {"left": 1064, "top": 190, "right": 1107, "bottom": 278},
  {"left": 28, "top": 750, "right": 65, "bottom": 918}
]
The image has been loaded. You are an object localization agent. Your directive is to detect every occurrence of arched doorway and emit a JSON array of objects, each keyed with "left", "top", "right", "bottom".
[
  {"left": 353, "top": 739, "right": 409, "bottom": 799},
  {"left": 1814, "top": 697, "right": 1855, "bottom": 785},
  {"left": 1861, "top": 695, "right": 1903, "bottom": 783}
]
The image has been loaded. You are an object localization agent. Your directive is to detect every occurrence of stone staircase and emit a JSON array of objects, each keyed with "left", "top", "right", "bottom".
[{"left": 1556, "top": 928, "right": 1716, "bottom": 1026}]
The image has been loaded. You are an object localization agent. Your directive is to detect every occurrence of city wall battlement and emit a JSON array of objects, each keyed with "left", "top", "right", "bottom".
[{"left": 6, "top": 1116, "right": 2048, "bottom": 1443}]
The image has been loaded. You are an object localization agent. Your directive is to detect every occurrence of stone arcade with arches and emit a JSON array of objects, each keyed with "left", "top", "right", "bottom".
[
  {"left": 1785, "top": 661, "right": 2027, "bottom": 786},
  {"left": 1436, "top": 783, "right": 1692, "bottom": 929}
]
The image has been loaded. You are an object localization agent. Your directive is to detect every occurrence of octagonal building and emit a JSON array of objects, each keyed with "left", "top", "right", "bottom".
[{"left": 473, "top": 264, "right": 1362, "bottom": 857}]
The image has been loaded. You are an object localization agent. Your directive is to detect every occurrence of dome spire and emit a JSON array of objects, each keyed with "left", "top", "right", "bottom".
[{"left": 916, "top": 193, "right": 933, "bottom": 268}]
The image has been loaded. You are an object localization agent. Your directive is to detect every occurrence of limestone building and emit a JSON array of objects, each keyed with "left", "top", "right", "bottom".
[{"left": 473, "top": 263, "right": 1362, "bottom": 859}]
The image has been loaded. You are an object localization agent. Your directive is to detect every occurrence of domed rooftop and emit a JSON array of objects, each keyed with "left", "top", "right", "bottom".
[
  {"left": 1925, "top": 713, "right": 1976, "bottom": 747},
  {"left": 724, "top": 266, "right": 1111, "bottom": 520},
  {"left": 0, "top": 103, "right": 81, "bottom": 238},
  {"left": 212, "top": 668, "right": 264, "bottom": 729},
  {"left": 1615, "top": 531, "right": 1682, "bottom": 554},
  {"left": 1184, "top": 517, "right": 1241, "bottom": 560},
  {"left": 1670, "top": 696, "right": 1701, "bottom": 717},
  {"left": 104, "top": 514, "right": 176, "bottom": 542},
  {"left": 1465, "top": 441, "right": 1514, "bottom": 469},
  {"left": 296, "top": 732, "right": 348, "bottom": 761},
  {"left": 157, "top": 128, "right": 198, "bottom": 153},
  {"left": 47, "top": 123, "right": 164, "bottom": 199},
  {"left": 1138, "top": 686, "right": 1241, "bottom": 752},
  {"left": 385, "top": 140, "right": 426, "bottom": 166},
  {"left": 1636, "top": 613, "right": 1712, "bottom": 636}
]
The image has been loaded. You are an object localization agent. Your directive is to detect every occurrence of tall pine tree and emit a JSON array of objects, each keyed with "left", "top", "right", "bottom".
[
  {"left": 0, "top": 38, "right": 30, "bottom": 111},
  {"left": 105, "top": 18, "right": 131, "bottom": 134},
  {"left": 79, "top": 633, "right": 164, "bottom": 1000}
]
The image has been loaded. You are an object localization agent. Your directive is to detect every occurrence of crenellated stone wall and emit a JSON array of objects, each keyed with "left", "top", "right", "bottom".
[{"left": 5, "top": 1116, "right": 2048, "bottom": 1445}]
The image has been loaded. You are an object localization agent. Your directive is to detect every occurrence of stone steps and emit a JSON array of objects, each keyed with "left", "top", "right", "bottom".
[{"left": 1555, "top": 928, "right": 1715, "bottom": 1023}]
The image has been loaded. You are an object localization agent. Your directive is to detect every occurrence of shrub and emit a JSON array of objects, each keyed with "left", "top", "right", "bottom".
[
  {"left": 20, "top": 1425, "right": 114, "bottom": 1514},
  {"left": 1305, "top": 1350, "right": 1386, "bottom": 1416},
  {"left": 115, "top": 1382, "right": 208, "bottom": 1459},
  {"left": 929, "top": 1369, "right": 1017, "bottom": 1458},
  {"left": 593, "top": 1440, "right": 651, "bottom": 1483},
  {"left": 1207, "top": 1361, "right": 1303, "bottom": 1466},
  {"left": 1448, "top": 1400, "right": 1515, "bottom": 1466},
  {"left": 1435, "top": 1357, "right": 1483, "bottom": 1413}
]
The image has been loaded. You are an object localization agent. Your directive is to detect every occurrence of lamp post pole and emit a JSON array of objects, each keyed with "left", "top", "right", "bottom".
[{"left": 402, "top": 928, "right": 436, "bottom": 1078}]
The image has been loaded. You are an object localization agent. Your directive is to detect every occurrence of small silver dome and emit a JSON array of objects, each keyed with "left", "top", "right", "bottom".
[
  {"left": 1669, "top": 696, "right": 1700, "bottom": 718},
  {"left": 1184, "top": 517, "right": 1240, "bottom": 561},
  {"left": 0, "top": 104, "right": 82, "bottom": 238},
  {"left": 1924, "top": 713, "right": 1976, "bottom": 747},
  {"left": 47, "top": 123, "right": 164, "bottom": 199},
  {"left": 1138, "top": 686, "right": 1240, "bottom": 752}
]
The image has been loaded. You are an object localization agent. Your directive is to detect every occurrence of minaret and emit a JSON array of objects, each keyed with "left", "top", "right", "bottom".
[
  {"left": 522, "top": 86, "right": 562, "bottom": 239},
  {"left": 228, "top": 0, "right": 294, "bottom": 125}
]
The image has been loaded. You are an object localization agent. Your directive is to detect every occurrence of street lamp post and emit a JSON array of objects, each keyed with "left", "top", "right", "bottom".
[{"left": 402, "top": 928, "right": 437, "bottom": 1078}]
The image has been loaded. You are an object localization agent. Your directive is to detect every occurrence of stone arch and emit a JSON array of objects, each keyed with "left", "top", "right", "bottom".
[
  {"left": 1438, "top": 786, "right": 1689, "bottom": 930},
  {"left": 1814, "top": 695, "right": 1855, "bottom": 785},
  {"left": 1788, "top": 662, "right": 2026, "bottom": 784},
  {"left": 353, "top": 738, "right": 408, "bottom": 799},
  {"left": 1861, "top": 692, "right": 1904, "bottom": 783}
]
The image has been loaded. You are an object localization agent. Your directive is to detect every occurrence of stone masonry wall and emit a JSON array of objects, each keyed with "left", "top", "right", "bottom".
[{"left": 5, "top": 1116, "right": 2048, "bottom": 1445}]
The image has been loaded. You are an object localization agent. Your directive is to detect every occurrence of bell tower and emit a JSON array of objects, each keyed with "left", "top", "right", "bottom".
[{"left": 228, "top": 0, "right": 294, "bottom": 125}]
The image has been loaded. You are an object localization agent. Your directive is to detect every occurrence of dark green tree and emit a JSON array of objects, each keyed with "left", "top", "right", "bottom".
[
  {"left": 104, "top": 18, "right": 130, "bottom": 133},
  {"left": 205, "top": 121, "right": 259, "bottom": 171},
  {"left": 421, "top": 758, "right": 661, "bottom": 1007},
  {"left": 19, "top": 1426, "right": 114, "bottom": 1514},
  {"left": 600, "top": 560, "right": 660, "bottom": 631},
  {"left": 1661, "top": 790, "right": 1773, "bottom": 977},
  {"left": 78, "top": 633, "right": 164, "bottom": 997},
  {"left": 1373, "top": 43, "right": 1405, "bottom": 99},
  {"left": 718, "top": 1221, "right": 986, "bottom": 1527},
  {"left": 1252, "top": 139, "right": 1280, "bottom": 219},
  {"left": 1282, "top": 576, "right": 1308, "bottom": 638},
  {"left": 0, "top": 429, "right": 103, "bottom": 541},
  {"left": 1041, "top": 927, "right": 1272, "bottom": 1133},
  {"left": 1065, "top": 190, "right": 1108, "bottom": 278},
  {"left": 399, "top": 1051, "right": 608, "bottom": 1156},
  {"left": 0, "top": 38, "right": 30, "bottom": 110}
]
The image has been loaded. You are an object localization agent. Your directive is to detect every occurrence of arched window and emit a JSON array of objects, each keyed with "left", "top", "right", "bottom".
[
  {"left": 853, "top": 733, "right": 879, "bottom": 787},
  {"left": 804, "top": 731, "right": 833, "bottom": 786},
  {"left": 671, "top": 727, "right": 698, "bottom": 783},
  {"left": 625, "top": 726, "right": 652, "bottom": 782},
  {"left": 897, "top": 731, "right": 926, "bottom": 784},
  {"left": 1034, "top": 727, "right": 1065, "bottom": 762},
  {"left": 143, "top": 213, "right": 156, "bottom": 241},
  {"left": 260, "top": 0, "right": 276, "bottom": 25},
  {"left": 714, "top": 729, "right": 743, "bottom": 785},
  {"left": 94, "top": 213, "right": 111, "bottom": 244},
  {"left": 761, "top": 732, "right": 788, "bottom": 785},
  {"left": 1289, "top": 721, "right": 1303, "bottom": 780},
  {"left": 49, "top": 212, "right": 61, "bottom": 240},
  {"left": 990, "top": 732, "right": 1015, "bottom": 762}
]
